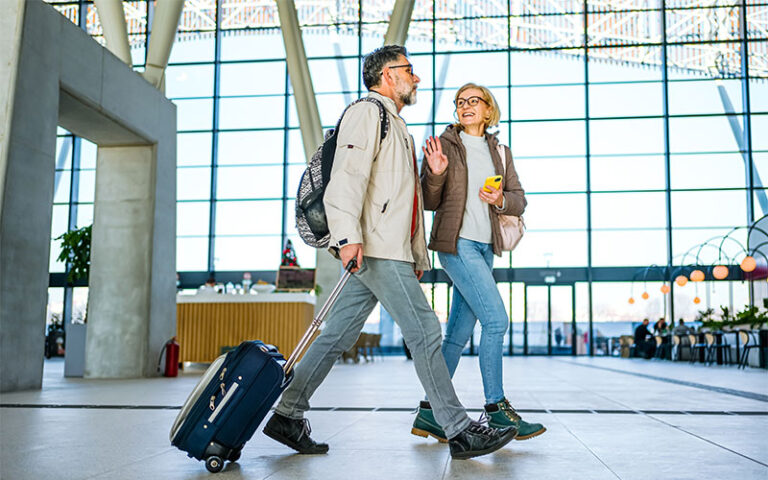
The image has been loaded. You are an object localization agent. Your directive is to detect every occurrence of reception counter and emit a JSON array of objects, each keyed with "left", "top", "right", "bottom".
[{"left": 176, "top": 293, "right": 315, "bottom": 363}]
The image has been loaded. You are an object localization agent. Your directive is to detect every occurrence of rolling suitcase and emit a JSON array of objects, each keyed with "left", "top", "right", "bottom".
[{"left": 170, "top": 260, "right": 356, "bottom": 473}]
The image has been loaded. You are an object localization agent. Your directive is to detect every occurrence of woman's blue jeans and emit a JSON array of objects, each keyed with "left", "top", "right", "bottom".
[{"left": 438, "top": 238, "right": 509, "bottom": 404}]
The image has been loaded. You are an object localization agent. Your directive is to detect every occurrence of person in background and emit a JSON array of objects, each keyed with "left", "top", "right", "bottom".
[
  {"left": 634, "top": 318, "right": 656, "bottom": 359},
  {"left": 653, "top": 317, "right": 668, "bottom": 335},
  {"left": 413, "top": 82, "right": 544, "bottom": 443},
  {"left": 674, "top": 319, "right": 691, "bottom": 335}
]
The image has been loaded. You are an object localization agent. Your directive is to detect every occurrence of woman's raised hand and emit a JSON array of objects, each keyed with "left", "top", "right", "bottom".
[{"left": 422, "top": 136, "right": 448, "bottom": 175}]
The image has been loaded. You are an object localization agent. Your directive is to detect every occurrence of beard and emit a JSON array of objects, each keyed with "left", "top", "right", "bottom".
[
  {"left": 400, "top": 87, "right": 417, "bottom": 106},
  {"left": 395, "top": 78, "right": 417, "bottom": 105}
]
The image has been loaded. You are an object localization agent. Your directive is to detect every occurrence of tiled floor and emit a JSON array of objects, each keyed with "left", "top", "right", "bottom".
[{"left": 1, "top": 356, "right": 766, "bottom": 479}]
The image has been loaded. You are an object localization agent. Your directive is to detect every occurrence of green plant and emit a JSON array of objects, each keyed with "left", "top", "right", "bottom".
[
  {"left": 56, "top": 225, "right": 92, "bottom": 284},
  {"left": 735, "top": 305, "right": 768, "bottom": 329}
]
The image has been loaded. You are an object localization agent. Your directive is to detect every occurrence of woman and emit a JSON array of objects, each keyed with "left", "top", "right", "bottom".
[{"left": 411, "top": 83, "right": 545, "bottom": 442}]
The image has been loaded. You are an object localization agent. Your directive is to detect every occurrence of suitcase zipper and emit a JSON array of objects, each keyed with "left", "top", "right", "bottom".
[{"left": 208, "top": 382, "right": 239, "bottom": 423}]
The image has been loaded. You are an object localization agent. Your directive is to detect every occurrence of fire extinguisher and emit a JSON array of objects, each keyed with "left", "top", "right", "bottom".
[{"left": 158, "top": 337, "right": 180, "bottom": 377}]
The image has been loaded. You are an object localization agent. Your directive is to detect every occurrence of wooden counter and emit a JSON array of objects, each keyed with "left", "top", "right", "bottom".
[{"left": 176, "top": 293, "right": 315, "bottom": 363}]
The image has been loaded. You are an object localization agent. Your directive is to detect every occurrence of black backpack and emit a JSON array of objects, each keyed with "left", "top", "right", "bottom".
[{"left": 295, "top": 98, "right": 390, "bottom": 248}]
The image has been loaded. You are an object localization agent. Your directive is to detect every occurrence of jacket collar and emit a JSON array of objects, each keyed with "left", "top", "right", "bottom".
[
  {"left": 441, "top": 124, "right": 500, "bottom": 147},
  {"left": 367, "top": 91, "right": 400, "bottom": 118}
]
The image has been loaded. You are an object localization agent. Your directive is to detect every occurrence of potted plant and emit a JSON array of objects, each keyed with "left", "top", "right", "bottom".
[
  {"left": 55, "top": 224, "right": 92, "bottom": 284},
  {"left": 55, "top": 224, "right": 91, "bottom": 377}
]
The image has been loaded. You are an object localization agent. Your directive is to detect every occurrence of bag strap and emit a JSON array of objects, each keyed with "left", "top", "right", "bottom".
[
  {"left": 336, "top": 97, "right": 390, "bottom": 142},
  {"left": 496, "top": 143, "right": 507, "bottom": 175}
]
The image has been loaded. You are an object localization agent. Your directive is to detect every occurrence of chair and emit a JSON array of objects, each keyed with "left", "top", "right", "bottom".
[
  {"left": 738, "top": 330, "right": 760, "bottom": 369},
  {"left": 653, "top": 336, "right": 664, "bottom": 359},
  {"left": 673, "top": 334, "right": 692, "bottom": 361},
  {"left": 363, "top": 333, "right": 382, "bottom": 361},
  {"left": 341, "top": 333, "right": 368, "bottom": 363},
  {"left": 690, "top": 334, "right": 708, "bottom": 364},
  {"left": 705, "top": 332, "right": 732, "bottom": 365}
]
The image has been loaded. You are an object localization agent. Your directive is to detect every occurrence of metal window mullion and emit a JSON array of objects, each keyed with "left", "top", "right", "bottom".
[
  {"left": 740, "top": 0, "right": 755, "bottom": 306},
  {"left": 660, "top": 0, "right": 675, "bottom": 326},
  {"left": 584, "top": 0, "right": 595, "bottom": 357},
  {"left": 281, "top": 63, "right": 290, "bottom": 251},
  {"left": 740, "top": 0, "right": 754, "bottom": 222},
  {"left": 207, "top": 0, "right": 223, "bottom": 274}
]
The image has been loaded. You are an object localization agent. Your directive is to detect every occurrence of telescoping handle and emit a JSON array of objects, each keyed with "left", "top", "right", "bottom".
[{"left": 283, "top": 258, "right": 357, "bottom": 375}]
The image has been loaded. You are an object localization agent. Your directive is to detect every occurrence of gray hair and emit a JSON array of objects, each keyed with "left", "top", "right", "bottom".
[{"left": 362, "top": 45, "right": 408, "bottom": 90}]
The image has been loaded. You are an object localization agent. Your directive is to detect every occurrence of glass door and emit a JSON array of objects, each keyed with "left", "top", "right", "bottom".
[{"left": 524, "top": 284, "right": 575, "bottom": 355}]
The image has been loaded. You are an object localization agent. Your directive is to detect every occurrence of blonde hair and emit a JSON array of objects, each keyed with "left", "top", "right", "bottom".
[{"left": 453, "top": 83, "right": 501, "bottom": 132}]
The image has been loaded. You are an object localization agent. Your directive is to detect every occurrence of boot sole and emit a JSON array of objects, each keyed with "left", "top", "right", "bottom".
[
  {"left": 263, "top": 426, "right": 329, "bottom": 454},
  {"left": 450, "top": 429, "right": 518, "bottom": 460},
  {"left": 411, "top": 427, "right": 448, "bottom": 443},
  {"left": 515, "top": 426, "right": 547, "bottom": 441}
]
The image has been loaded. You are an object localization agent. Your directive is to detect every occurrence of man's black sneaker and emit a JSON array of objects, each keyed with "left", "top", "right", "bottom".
[
  {"left": 263, "top": 412, "right": 329, "bottom": 454},
  {"left": 448, "top": 421, "right": 517, "bottom": 460}
]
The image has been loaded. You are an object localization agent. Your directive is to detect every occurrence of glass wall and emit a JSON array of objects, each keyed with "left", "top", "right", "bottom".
[{"left": 47, "top": 0, "right": 768, "bottom": 354}]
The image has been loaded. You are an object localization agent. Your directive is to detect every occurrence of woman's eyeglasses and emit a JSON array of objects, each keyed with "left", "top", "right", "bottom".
[{"left": 454, "top": 96, "right": 488, "bottom": 108}]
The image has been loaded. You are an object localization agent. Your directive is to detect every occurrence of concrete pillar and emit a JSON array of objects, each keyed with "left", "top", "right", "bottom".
[
  {"left": 1, "top": 0, "right": 61, "bottom": 392},
  {"left": 1, "top": 0, "right": 176, "bottom": 390},
  {"left": 143, "top": 0, "right": 185, "bottom": 88},
  {"left": 384, "top": 0, "right": 415, "bottom": 46},
  {"left": 0, "top": 0, "right": 26, "bottom": 215},
  {"left": 85, "top": 146, "right": 155, "bottom": 377},
  {"left": 93, "top": 0, "right": 132, "bottom": 65}
]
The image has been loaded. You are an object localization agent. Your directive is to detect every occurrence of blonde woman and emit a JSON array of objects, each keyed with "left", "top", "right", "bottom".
[{"left": 411, "top": 83, "right": 545, "bottom": 442}]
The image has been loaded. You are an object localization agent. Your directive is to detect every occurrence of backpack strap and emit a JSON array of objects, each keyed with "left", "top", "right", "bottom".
[{"left": 335, "top": 97, "right": 390, "bottom": 142}]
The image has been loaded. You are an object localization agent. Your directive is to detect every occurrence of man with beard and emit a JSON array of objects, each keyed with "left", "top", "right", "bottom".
[{"left": 263, "top": 45, "right": 518, "bottom": 460}]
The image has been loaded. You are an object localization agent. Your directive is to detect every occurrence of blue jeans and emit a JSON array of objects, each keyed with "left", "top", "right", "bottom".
[
  {"left": 275, "top": 257, "right": 471, "bottom": 438},
  {"left": 438, "top": 238, "right": 509, "bottom": 404}
]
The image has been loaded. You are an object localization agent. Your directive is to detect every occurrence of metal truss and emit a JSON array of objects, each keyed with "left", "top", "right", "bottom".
[{"left": 49, "top": 0, "right": 766, "bottom": 79}]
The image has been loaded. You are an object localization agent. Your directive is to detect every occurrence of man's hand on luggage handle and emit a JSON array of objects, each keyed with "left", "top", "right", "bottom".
[{"left": 340, "top": 243, "right": 363, "bottom": 273}]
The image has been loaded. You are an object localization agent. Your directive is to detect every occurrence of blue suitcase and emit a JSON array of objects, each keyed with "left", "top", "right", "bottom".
[{"left": 170, "top": 260, "right": 356, "bottom": 473}]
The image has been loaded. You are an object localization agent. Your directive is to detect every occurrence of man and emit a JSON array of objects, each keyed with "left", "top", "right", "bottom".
[
  {"left": 673, "top": 319, "right": 690, "bottom": 335},
  {"left": 263, "top": 45, "right": 517, "bottom": 460},
  {"left": 634, "top": 318, "right": 657, "bottom": 359}
]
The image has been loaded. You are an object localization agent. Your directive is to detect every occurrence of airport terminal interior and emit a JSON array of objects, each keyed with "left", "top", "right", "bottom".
[{"left": 1, "top": 0, "right": 767, "bottom": 479}]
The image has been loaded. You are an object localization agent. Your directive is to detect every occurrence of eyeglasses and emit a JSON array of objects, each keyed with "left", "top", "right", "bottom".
[
  {"left": 386, "top": 63, "right": 415, "bottom": 77},
  {"left": 454, "top": 96, "right": 488, "bottom": 108}
]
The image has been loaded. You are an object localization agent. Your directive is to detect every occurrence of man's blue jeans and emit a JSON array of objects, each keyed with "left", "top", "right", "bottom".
[
  {"left": 438, "top": 238, "right": 509, "bottom": 404},
  {"left": 275, "top": 257, "right": 471, "bottom": 438}
]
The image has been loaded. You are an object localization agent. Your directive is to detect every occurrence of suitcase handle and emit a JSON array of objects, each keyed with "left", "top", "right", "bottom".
[{"left": 283, "top": 258, "right": 357, "bottom": 375}]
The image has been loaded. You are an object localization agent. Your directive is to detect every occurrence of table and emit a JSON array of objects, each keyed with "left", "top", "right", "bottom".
[{"left": 176, "top": 293, "right": 315, "bottom": 363}]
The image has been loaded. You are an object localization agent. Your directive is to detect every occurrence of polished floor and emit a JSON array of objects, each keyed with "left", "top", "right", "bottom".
[{"left": 1, "top": 355, "right": 767, "bottom": 480}]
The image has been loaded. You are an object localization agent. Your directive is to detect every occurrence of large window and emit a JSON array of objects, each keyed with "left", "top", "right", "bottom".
[{"left": 47, "top": 0, "right": 768, "bottom": 354}]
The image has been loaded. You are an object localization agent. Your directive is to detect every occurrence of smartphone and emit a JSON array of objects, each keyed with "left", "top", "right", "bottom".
[{"left": 483, "top": 175, "right": 503, "bottom": 192}]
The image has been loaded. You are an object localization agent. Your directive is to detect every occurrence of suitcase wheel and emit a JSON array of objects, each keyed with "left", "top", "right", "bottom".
[
  {"left": 229, "top": 449, "right": 241, "bottom": 462},
  {"left": 205, "top": 455, "right": 224, "bottom": 473}
]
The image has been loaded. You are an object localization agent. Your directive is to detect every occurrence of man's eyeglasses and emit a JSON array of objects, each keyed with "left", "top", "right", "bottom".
[
  {"left": 386, "top": 63, "right": 415, "bottom": 77},
  {"left": 454, "top": 96, "right": 488, "bottom": 108}
]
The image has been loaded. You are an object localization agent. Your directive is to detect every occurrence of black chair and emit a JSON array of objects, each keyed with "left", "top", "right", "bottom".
[
  {"left": 705, "top": 332, "right": 732, "bottom": 365},
  {"left": 738, "top": 330, "right": 760, "bottom": 369},
  {"left": 673, "top": 334, "right": 692, "bottom": 361},
  {"left": 690, "top": 334, "right": 708, "bottom": 364}
]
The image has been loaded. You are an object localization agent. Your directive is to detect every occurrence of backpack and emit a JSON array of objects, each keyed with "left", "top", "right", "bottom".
[{"left": 295, "top": 97, "right": 390, "bottom": 248}]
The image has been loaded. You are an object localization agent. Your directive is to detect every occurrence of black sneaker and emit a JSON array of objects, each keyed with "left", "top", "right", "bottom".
[
  {"left": 263, "top": 412, "right": 329, "bottom": 454},
  {"left": 448, "top": 421, "right": 517, "bottom": 460}
]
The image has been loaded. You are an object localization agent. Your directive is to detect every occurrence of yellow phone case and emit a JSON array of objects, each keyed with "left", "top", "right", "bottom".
[{"left": 483, "top": 175, "right": 503, "bottom": 192}]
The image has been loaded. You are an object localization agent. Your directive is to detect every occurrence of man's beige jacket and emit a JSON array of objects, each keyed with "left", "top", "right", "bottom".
[{"left": 324, "top": 91, "right": 431, "bottom": 271}]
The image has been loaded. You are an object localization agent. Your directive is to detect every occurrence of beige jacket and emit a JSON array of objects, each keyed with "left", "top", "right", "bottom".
[{"left": 324, "top": 92, "right": 431, "bottom": 271}]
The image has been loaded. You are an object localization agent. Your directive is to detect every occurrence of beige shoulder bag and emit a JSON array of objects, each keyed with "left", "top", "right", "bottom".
[{"left": 496, "top": 144, "right": 525, "bottom": 251}]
